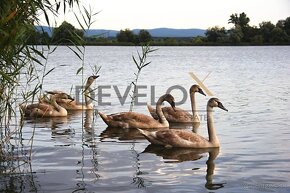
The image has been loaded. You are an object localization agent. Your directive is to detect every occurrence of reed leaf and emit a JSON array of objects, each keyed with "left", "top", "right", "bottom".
[
  {"left": 44, "top": 67, "right": 55, "bottom": 77},
  {"left": 129, "top": 44, "right": 156, "bottom": 111},
  {"left": 76, "top": 67, "right": 83, "bottom": 75},
  {"left": 68, "top": 46, "right": 83, "bottom": 60}
]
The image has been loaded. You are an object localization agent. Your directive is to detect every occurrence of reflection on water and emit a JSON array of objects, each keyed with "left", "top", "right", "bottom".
[
  {"left": 143, "top": 145, "right": 225, "bottom": 190},
  {"left": 100, "top": 127, "right": 144, "bottom": 141},
  {"left": 1, "top": 46, "right": 290, "bottom": 193},
  {"left": 143, "top": 145, "right": 207, "bottom": 163}
]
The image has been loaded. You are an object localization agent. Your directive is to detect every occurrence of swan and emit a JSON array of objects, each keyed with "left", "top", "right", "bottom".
[
  {"left": 138, "top": 98, "right": 228, "bottom": 148},
  {"left": 98, "top": 93, "right": 176, "bottom": 129},
  {"left": 147, "top": 84, "right": 206, "bottom": 123},
  {"left": 48, "top": 75, "right": 99, "bottom": 110},
  {"left": 20, "top": 93, "right": 73, "bottom": 117}
]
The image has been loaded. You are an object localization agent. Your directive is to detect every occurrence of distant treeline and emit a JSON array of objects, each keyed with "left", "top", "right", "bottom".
[{"left": 29, "top": 12, "right": 290, "bottom": 46}]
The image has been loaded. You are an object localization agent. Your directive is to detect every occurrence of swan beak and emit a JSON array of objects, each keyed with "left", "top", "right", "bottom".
[
  {"left": 67, "top": 94, "right": 74, "bottom": 101},
  {"left": 92, "top": 75, "right": 99, "bottom": 79},
  {"left": 198, "top": 88, "right": 206, "bottom": 96},
  {"left": 171, "top": 101, "right": 176, "bottom": 111},
  {"left": 218, "top": 102, "right": 228, "bottom": 112}
]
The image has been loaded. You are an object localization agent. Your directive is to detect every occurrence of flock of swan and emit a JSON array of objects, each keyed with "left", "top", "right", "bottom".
[{"left": 20, "top": 75, "right": 228, "bottom": 149}]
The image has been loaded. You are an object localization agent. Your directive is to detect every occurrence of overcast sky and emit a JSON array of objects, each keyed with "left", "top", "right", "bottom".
[{"left": 41, "top": 0, "right": 290, "bottom": 30}]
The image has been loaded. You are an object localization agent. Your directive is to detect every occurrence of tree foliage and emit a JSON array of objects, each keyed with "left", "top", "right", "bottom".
[
  {"left": 27, "top": 28, "right": 50, "bottom": 44},
  {"left": 228, "top": 12, "right": 250, "bottom": 28},
  {"left": 116, "top": 29, "right": 152, "bottom": 44},
  {"left": 52, "top": 21, "right": 84, "bottom": 44},
  {"left": 205, "top": 12, "right": 290, "bottom": 44},
  {"left": 205, "top": 26, "right": 228, "bottom": 42},
  {"left": 116, "top": 28, "right": 136, "bottom": 43},
  {"left": 138, "top": 29, "right": 152, "bottom": 43}
]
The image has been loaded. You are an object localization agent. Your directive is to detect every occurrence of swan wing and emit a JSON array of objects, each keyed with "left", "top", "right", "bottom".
[
  {"left": 162, "top": 107, "right": 192, "bottom": 122},
  {"left": 155, "top": 129, "right": 208, "bottom": 148},
  {"left": 148, "top": 106, "right": 192, "bottom": 122},
  {"left": 109, "top": 112, "right": 154, "bottom": 122},
  {"left": 107, "top": 112, "right": 163, "bottom": 129}
]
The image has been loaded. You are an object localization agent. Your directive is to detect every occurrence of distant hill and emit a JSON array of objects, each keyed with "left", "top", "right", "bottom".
[
  {"left": 35, "top": 26, "right": 206, "bottom": 38},
  {"left": 133, "top": 28, "right": 206, "bottom": 37},
  {"left": 85, "top": 29, "right": 119, "bottom": 37},
  {"left": 35, "top": 26, "right": 53, "bottom": 36}
]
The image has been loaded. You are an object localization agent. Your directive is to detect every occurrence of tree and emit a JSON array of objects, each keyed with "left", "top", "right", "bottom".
[
  {"left": 205, "top": 26, "right": 228, "bottom": 42},
  {"left": 228, "top": 12, "right": 251, "bottom": 42},
  {"left": 52, "top": 21, "right": 84, "bottom": 44},
  {"left": 116, "top": 28, "right": 136, "bottom": 43},
  {"left": 259, "top": 21, "right": 275, "bottom": 43},
  {"left": 138, "top": 29, "right": 152, "bottom": 43},
  {"left": 228, "top": 12, "right": 250, "bottom": 28},
  {"left": 275, "top": 17, "right": 290, "bottom": 43},
  {"left": 252, "top": 35, "right": 264, "bottom": 44},
  {"left": 278, "top": 17, "right": 290, "bottom": 37},
  {"left": 27, "top": 28, "right": 50, "bottom": 44},
  {"left": 229, "top": 26, "right": 243, "bottom": 43},
  {"left": 270, "top": 27, "right": 289, "bottom": 43},
  {"left": 276, "top": 20, "right": 285, "bottom": 29},
  {"left": 192, "top": 36, "right": 204, "bottom": 45}
]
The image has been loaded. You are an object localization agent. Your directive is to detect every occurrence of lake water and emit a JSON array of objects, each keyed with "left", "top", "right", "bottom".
[{"left": 1, "top": 46, "right": 290, "bottom": 192}]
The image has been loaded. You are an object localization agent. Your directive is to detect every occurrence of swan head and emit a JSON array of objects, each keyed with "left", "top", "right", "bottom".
[
  {"left": 163, "top": 93, "right": 176, "bottom": 110},
  {"left": 85, "top": 75, "right": 99, "bottom": 91},
  {"left": 87, "top": 75, "right": 99, "bottom": 84},
  {"left": 38, "top": 94, "right": 50, "bottom": 103},
  {"left": 208, "top": 98, "right": 228, "bottom": 111},
  {"left": 46, "top": 91, "right": 74, "bottom": 102},
  {"left": 190, "top": 85, "right": 206, "bottom": 96},
  {"left": 54, "top": 93, "right": 74, "bottom": 101}
]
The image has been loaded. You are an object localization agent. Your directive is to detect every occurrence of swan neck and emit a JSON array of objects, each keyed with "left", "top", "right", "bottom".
[
  {"left": 190, "top": 92, "right": 198, "bottom": 119},
  {"left": 207, "top": 105, "right": 219, "bottom": 145},
  {"left": 51, "top": 97, "right": 62, "bottom": 111},
  {"left": 156, "top": 96, "right": 168, "bottom": 124},
  {"left": 84, "top": 81, "right": 92, "bottom": 106}
]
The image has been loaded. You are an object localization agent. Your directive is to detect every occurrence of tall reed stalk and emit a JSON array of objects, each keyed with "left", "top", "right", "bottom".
[
  {"left": 0, "top": 1, "right": 81, "bottom": 189},
  {"left": 129, "top": 45, "right": 157, "bottom": 112}
]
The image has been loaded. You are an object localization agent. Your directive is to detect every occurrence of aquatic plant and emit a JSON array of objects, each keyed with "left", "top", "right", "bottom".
[
  {"left": 129, "top": 44, "right": 157, "bottom": 111},
  {"left": 0, "top": 1, "right": 103, "bottom": 191}
]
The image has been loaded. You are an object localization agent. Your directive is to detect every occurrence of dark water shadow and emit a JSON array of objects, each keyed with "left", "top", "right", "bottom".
[
  {"left": 99, "top": 127, "right": 145, "bottom": 141},
  {"left": 25, "top": 116, "right": 68, "bottom": 129},
  {"left": 142, "top": 145, "right": 225, "bottom": 190}
]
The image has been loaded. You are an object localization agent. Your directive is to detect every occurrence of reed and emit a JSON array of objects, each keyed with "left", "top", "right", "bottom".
[
  {"left": 129, "top": 44, "right": 157, "bottom": 111},
  {"left": 0, "top": 1, "right": 85, "bottom": 191}
]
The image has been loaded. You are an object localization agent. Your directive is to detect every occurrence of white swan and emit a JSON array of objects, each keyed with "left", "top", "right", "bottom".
[
  {"left": 98, "top": 94, "right": 176, "bottom": 129},
  {"left": 139, "top": 98, "right": 228, "bottom": 148}
]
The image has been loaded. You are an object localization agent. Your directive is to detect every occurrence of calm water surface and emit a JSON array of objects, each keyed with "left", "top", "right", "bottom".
[{"left": 1, "top": 46, "right": 290, "bottom": 193}]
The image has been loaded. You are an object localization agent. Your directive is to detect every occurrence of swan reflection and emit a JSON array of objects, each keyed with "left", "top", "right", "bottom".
[
  {"left": 24, "top": 109, "right": 96, "bottom": 145},
  {"left": 25, "top": 116, "right": 68, "bottom": 129},
  {"left": 99, "top": 127, "right": 145, "bottom": 141},
  {"left": 142, "top": 146, "right": 225, "bottom": 190}
]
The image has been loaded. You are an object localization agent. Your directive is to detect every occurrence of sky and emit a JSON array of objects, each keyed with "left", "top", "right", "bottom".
[{"left": 41, "top": 0, "right": 290, "bottom": 30}]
